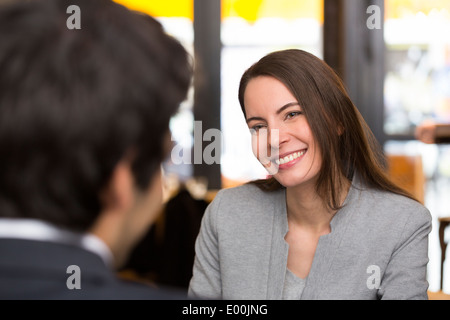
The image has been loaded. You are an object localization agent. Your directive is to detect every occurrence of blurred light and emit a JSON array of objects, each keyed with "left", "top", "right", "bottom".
[{"left": 386, "top": 0, "right": 450, "bottom": 20}]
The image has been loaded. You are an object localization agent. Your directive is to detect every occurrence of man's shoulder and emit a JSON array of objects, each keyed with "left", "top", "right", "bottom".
[{"left": 90, "top": 279, "right": 189, "bottom": 300}]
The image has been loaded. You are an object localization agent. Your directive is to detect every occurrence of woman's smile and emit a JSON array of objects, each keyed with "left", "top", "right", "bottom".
[{"left": 274, "top": 149, "right": 307, "bottom": 169}]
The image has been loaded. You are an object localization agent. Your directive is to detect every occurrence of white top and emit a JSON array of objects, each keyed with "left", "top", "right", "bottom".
[{"left": 282, "top": 269, "right": 306, "bottom": 300}]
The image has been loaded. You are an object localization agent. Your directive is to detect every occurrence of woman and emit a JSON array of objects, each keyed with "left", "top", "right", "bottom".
[{"left": 188, "top": 49, "right": 432, "bottom": 300}]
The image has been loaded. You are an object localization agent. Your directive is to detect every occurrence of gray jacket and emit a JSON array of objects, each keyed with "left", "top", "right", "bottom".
[{"left": 188, "top": 174, "right": 432, "bottom": 300}]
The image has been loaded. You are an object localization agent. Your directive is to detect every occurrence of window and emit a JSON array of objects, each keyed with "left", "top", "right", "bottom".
[
  {"left": 384, "top": 0, "right": 450, "bottom": 136},
  {"left": 114, "top": 0, "right": 195, "bottom": 181}
]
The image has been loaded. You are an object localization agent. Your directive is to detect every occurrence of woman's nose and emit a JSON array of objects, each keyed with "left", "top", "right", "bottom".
[
  {"left": 268, "top": 128, "right": 279, "bottom": 151},
  {"left": 268, "top": 125, "right": 289, "bottom": 151}
]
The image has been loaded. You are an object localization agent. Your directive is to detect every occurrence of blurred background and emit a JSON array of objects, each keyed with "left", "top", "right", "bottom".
[
  {"left": 114, "top": 0, "right": 450, "bottom": 297},
  {"left": 2, "top": 0, "right": 448, "bottom": 297}
]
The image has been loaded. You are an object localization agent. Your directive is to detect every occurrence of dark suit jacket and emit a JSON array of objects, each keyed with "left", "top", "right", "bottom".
[{"left": 0, "top": 238, "right": 188, "bottom": 300}]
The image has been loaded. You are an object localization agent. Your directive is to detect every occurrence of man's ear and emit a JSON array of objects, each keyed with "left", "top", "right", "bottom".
[{"left": 99, "top": 156, "right": 135, "bottom": 212}]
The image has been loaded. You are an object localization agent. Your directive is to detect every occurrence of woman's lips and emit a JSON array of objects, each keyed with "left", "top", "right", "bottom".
[{"left": 274, "top": 149, "right": 307, "bottom": 169}]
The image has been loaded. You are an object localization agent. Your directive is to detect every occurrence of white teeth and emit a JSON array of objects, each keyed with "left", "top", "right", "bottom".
[{"left": 274, "top": 150, "right": 306, "bottom": 165}]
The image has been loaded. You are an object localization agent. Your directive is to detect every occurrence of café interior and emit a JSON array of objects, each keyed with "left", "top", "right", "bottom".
[
  {"left": 3, "top": 0, "right": 448, "bottom": 299},
  {"left": 111, "top": 0, "right": 450, "bottom": 300}
]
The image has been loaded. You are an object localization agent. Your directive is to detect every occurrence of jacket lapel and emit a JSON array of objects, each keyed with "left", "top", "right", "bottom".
[
  {"left": 301, "top": 175, "right": 362, "bottom": 299},
  {"left": 266, "top": 188, "right": 289, "bottom": 299}
]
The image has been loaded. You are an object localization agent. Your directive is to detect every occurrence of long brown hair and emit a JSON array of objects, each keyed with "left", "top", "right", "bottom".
[{"left": 238, "top": 49, "right": 416, "bottom": 210}]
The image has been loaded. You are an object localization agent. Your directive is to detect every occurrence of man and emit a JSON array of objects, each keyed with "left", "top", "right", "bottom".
[
  {"left": 415, "top": 120, "right": 450, "bottom": 144},
  {"left": 0, "top": 0, "right": 192, "bottom": 299}
]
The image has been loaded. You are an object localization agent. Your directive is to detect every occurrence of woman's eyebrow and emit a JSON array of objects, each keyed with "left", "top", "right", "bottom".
[
  {"left": 246, "top": 102, "right": 300, "bottom": 124},
  {"left": 246, "top": 116, "right": 265, "bottom": 124},
  {"left": 275, "top": 102, "right": 300, "bottom": 115}
]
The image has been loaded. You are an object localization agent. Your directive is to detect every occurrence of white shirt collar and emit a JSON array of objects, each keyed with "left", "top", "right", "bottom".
[{"left": 0, "top": 218, "right": 114, "bottom": 268}]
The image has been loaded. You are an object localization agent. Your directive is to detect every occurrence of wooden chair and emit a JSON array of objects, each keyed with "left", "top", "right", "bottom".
[
  {"left": 386, "top": 153, "right": 425, "bottom": 204},
  {"left": 439, "top": 217, "right": 450, "bottom": 292},
  {"left": 386, "top": 152, "right": 450, "bottom": 293}
]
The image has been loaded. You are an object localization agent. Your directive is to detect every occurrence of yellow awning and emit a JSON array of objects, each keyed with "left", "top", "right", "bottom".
[
  {"left": 223, "top": 0, "right": 323, "bottom": 23},
  {"left": 113, "top": 0, "right": 323, "bottom": 23},
  {"left": 113, "top": 0, "right": 194, "bottom": 20}
]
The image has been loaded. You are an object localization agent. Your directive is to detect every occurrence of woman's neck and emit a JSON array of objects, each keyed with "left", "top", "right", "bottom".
[{"left": 285, "top": 177, "right": 350, "bottom": 233}]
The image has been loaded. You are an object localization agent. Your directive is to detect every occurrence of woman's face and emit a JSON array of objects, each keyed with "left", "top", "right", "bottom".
[{"left": 244, "top": 76, "right": 322, "bottom": 188}]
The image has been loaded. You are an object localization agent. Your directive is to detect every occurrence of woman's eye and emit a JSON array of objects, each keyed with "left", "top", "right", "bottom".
[
  {"left": 285, "top": 111, "right": 302, "bottom": 119},
  {"left": 249, "top": 124, "right": 266, "bottom": 134}
]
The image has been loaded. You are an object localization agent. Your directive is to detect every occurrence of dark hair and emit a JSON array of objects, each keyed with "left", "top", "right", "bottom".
[
  {"left": 238, "top": 49, "right": 415, "bottom": 210},
  {"left": 0, "top": 0, "right": 192, "bottom": 231}
]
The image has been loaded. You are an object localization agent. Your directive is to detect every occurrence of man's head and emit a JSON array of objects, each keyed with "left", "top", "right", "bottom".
[{"left": 0, "top": 0, "right": 192, "bottom": 264}]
